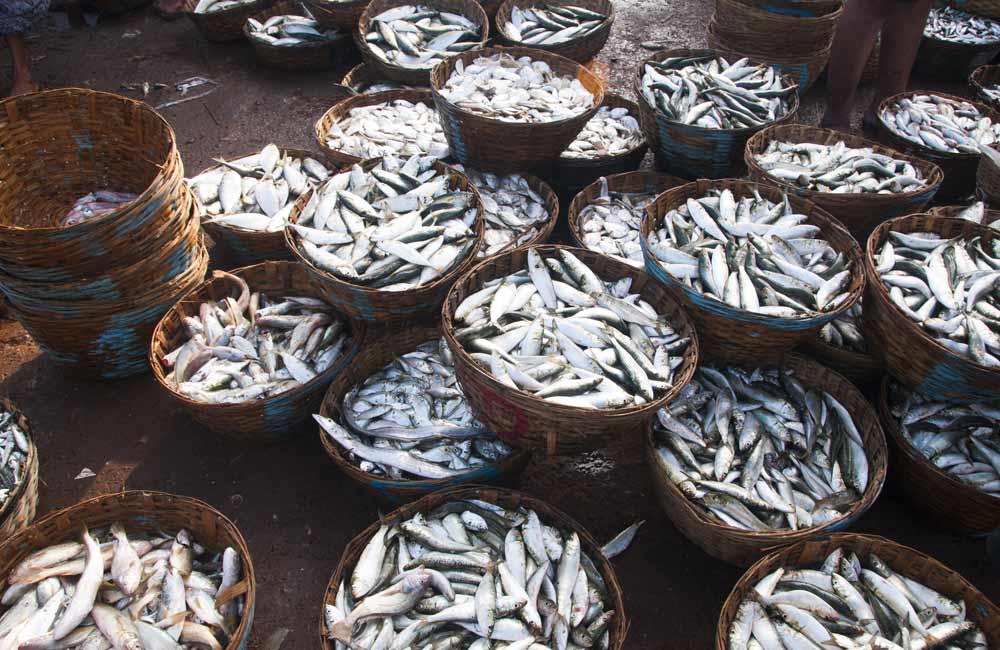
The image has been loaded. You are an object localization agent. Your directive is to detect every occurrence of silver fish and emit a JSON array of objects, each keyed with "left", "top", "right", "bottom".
[
  {"left": 192, "top": 0, "right": 256, "bottom": 14},
  {"left": 880, "top": 94, "right": 1000, "bottom": 154},
  {"left": 504, "top": 4, "right": 609, "bottom": 46},
  {"left": 246, "top": 14, "right": 345, "bottom": 46},
  {"left": 924, "top": 6, "right": 1000, "bottom": 44},
  {"left": 561, "top": 105, "right": 642, "bottom": 160},
  {"left": 365, "top": 5, "right": 482, "bottom": 70},
  {"left": 0, "top": 405, "right": 30, "bottom": 513},
  {"left": 324, "top": 99, "right": 450, "bottom": 160},
  {"left": 818, "top": 302, "right": 865, "bottom": 353},
  {"left": 576, "top": 176, "right": 657, "bottom": 268},
  {"left": 60, "top": 191, "right": 137, "bottom": 227}
]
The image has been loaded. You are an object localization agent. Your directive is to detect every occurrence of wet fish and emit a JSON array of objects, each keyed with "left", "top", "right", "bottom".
[
  {"left": 504, "top": 4, "right": 609, "bottom": 46},
  {"left": 576, "top": 176, "right": 657, "bottom": 268},
  {"left": 600, "top": 521, "right": 643, "bottom": 559},
  {"left": 924, "top": 6, "right": 1000, "bottom": 44},
  {"left": 324, "top": 99, "right": 450, "bottom": 160},
  {"left": 193, "top": 0, "right": 255, "bottom": 14},
  {"left": 954, "top": 199, "right": 1000, "bottom": 229},
  {"left": 880, "top": 94, "right": 1000, "bottom": 154},
  {"left": 0, "top": 405, "right": 30, "bottom": 513},
  {"left": 246, "top": 14, "right": 345, "bottom": 46},
  {"left": 818, "top": 302, "right": 865, "bottom": 353},
  {"left": 60, "top": 191, "right": 137, "bottom": 227},
  {"left": 561, "top": 105, "right": 642, "bottom": 160},
  {"left": 365, "top": 5, "right": 482, "bottom": 70}
]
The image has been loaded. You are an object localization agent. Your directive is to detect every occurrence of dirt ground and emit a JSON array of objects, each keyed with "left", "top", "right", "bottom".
[{"left": 0, "top": 2, "right": 998, "bottom": 649}]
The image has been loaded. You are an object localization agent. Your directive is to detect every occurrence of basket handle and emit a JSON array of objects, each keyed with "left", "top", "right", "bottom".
[{"left": 215, "top": 578, "right": 250, "bottom": 607}]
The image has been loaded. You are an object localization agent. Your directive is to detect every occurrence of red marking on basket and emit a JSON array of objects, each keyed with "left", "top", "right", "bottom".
[{"left": 476, "top": 384, "right": 529, "bottom": 444}]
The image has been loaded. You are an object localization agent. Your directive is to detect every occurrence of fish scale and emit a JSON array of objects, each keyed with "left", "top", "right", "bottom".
[{"left": 577, "top": 177, "right": 657, "bottom": 268}]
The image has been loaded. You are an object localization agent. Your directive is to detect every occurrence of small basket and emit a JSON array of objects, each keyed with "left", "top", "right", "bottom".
[
  {"left": 303, "top": 0, "right": 370, "bottom": 30},
  {"left": 744, "top": 123, "right": 943, "bottom": 242},
  {"left": 317, "top": 323, "right": 532, "bottom": 504},
  {"left": 0, "top": 490, "right": 256, "bottom": 650},
  {"left": 640, "top": 179, "right": 865, "bottom": 363},
  {"left": 431, "top": 46, "right": 605, "bottom": 173},
  {"left": 313, "top": 89, "right": 438, "bottom": 167},
  {"left": 243, "top": 0, "right": 350, "bottom": 70},
  {"left": 476, "top": 171, "right": 559, "bottom": 260},
  {"left": 971, "top": 64, "right": 1000, "bottom": 111},
  {"left": 951, "top": 0, "right": 1000, "bottom": 18},
  {"left": 635, "top": 48, "right": 799, "bottom": 180},
  {"left": 0, "top": 398, "right": 39, "bottom": 540},
  {"left": 864, "top": 213, "right": 1000, "bottom": 402},
  {"left": 286, "top": 158, "right": 485, "bottom": 321},
  {"left": 494, "top": 0, "right": 614, "bottom": 63},
  {"left": 876, "top": 90, "right": 1000, "bottom": 201},
  {"left": 441, "top": 244, "right": 700, "bottom": 455},
  {"left": 916, "top": 33, "right": 1000, "bottom": 80},
  {"left": 340, "top": 62, "right": 416, "bottom": 93},
  {"left": 355, "top": 0, "right": 489, "bottom": 84},
  {"left": 647, "top": 353, "right": 887, "bottom": 567},
  {"left": 536, "top": 93, "right": 648, "bottom": 193},
  {"left": 150, "top": 261, "right": 364, "bottom": 441},
  {"left": 184, "top": 0, "right": 269, "bottom": 42},
  {"left": 715, "top": 533, "right": 1000, "bottom": 650},
  {"left": 320, "top": 485, "right": 628, "bottom": 650},
  {"left": 705, "top": 27, "right": 830, "bottom": 95},
  {"left": 877, "top": 378, "right": 1000, "bottom": 535}
]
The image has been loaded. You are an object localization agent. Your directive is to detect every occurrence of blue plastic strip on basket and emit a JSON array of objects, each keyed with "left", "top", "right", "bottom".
[
  {"left": 759, "top": 3, "right": 815, "bottom": 16},
  {"left": 654, "top": 116, "right": 735, "bottom": 179},
  {"left": 237, "top": 603, "right": 255, "bottom": 650},
  {"left": 917, "top": 359, "right": 996, "bottom": 403}
]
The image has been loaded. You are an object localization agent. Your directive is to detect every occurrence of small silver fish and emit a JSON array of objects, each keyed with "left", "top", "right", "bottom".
[{"left": 504, "top": 4, "right": 609, "bottom": 46}]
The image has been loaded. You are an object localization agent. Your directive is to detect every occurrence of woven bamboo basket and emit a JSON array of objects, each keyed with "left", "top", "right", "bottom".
[
  {"left": 356, "top": 0, "right": 490, "bottom": 84},
  {"left": 567, "top": 170, "right": 686, "bottom": 266},
  {"left": 475, "top": 171, "right": 559, "bottom": 260},
  {"left": 926, "top": 203, "right": 1000, "bottom": 222},
  {"left": 431, "top": 46, "right": 605, "bottom": 173},
  {"left": 150, "top": 261, "right": 364, "bottom": 441},
  {"left": 864, "top": 214, "right": 1000, "bottom": 401},
  {"left": 0, "top": 490, "right": 256, "bottom": 650},
  {"left": 317, "top": 323, "right": 532, "bottom": 504},
  {"left": 194, "top": 147, "right": 326, "bottom": 266},
  {"left": 303, "top": 0, "right": 370, "bottom": 29},
  {"left": 286, "top": 158, "right": 485, "bottom": 321},
  {"left": 916, "top": 33, "right": 1000, "bottom": 80},
  {"left": 712, "top": 0, "right": 842, "bottom": 56},
  {"left": 313, "top": 89, "right": 438, "bottom": 167},
  {"left": 876, "top": 91, "right": 1000, "bottom": 201},
  {"left": 799, "top": 337, "right": 881, "bottom": 389},
  {"left": 705, "top": 26, "right": 830, "bottom": 95},
  {"left": 640, "top": 179, "right": 864, "bottom": 363},
  {"left": 859, "top": 38, "right": 879, "bottom": 84},
  {"left": 243, "top": 0, "right": 350, "bottom": 70},
  {"left": 441, "top": 244, "right": 700, "bottom": 455},
  {"left": 647, "top": 353, "right": 887, "bottom": 567},
  {"left": 731, "top": 0, "right": 841, "bottom": 17},
  {"left": 494, "top": 0, "right": 614, "bottom": 63},
  {"left": 878, "top": 378, "right": 1000, "bottom": 535},
  {"left": 951, "top": 0, "right": 1000, "bottom": 18},
  {"left": 0, "top": 398, "right": 39, "bottom": 540},
  {"left": 635, "top": 48, "right": 799, "bottom": 180},
  {"left": 0, "top": 89, "right": 185, "bottom": 282},
  {"left": 744, "top": 123, "right": 943, "bottom": 242},
  {"left": 976, "top": 153, "right": 1000, "bottom": 207},
  {"left": 184, "top": 0, "right": 269, "bottom": 41},
  {"left": 320, "top": 485, "right": 628, "bottom": 650},
  {"left": 536, "top": 93, "right": 648, "bottom": 193},
  {"left": 716, "top": 533, "right": 999, "bottom": 650},
  {"left": 340, "top": 63, "right": 417, "bottom": 93},
  {"left": 971, "top": 64, "right": 1000, "bottom": 111}
]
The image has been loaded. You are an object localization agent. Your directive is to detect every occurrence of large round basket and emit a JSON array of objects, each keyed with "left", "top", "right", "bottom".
[
  {"left": 286, "top": 158, "right": 485, "bottom": 321},
  {"left": 733, "top": 0, "right": 841, "bottom": 16},
  {"left": 303, "top": 0, "right": 371, "bottom": 30},
  {"left": 317, "top": 323, "right": 532, "bottom": 504},
  {"left": 150, "top": 262, "right": 364, "bottom": 441},
  {"left": 715, "top": 533, "right": 999, "bottom": 650},
  {"left": 243, "top": 0, "right": 350, "bottom": 70},
  {"left": 313, "top": 89, "right": 439, "bottom": 167},
  {"left": 319, "top": 485, "right": 628, "bottom": 650},
  {"left": 876, "top": 91, "right": 1000, "bottom": 201},
  {"left": 977, "top": 150, "right": 1000, "bottom": 207},
  {"left": 183, "top": 0, "right": 269, "bottom": 41},
  {"left": 711, "top": 0, "right": 842, "bottom": 57},
  {"left": 635, "top": 48, "right": 800, "bottom": 180},
  {"left": 744, "top": 123, "right": 943, "bottom": 242},
  {"left": 640, "top": 179, "right": 865, "bottom": 363},
  {"left": 340, "top": 63, "right": 416, "bottom": 93},
  {"left": 949, "top": 0, "right": 1000, "bottom": 18},
  {"left": 441, "top": 244, "right": 700, "bottom": 455},
  {"left": 0, "top": 490, "right": 256, "bottom": 650},
  {"left": 0, "top": 398, "right": 39, "bottom": 540},
  {"left": 704, "top": 28, "right": 831, "bottom": 95},
  {"left": 863, "top": 213, "right": 1000, "bottom": 402},
  {"left": 355, "top": 0, "right": 490, "bottom": 84},
  {"left": 474, "top": 171, "right": 559, "bottom": 260},
  {"left": 567, "top": 170, "right": 686, "bottom": 267},
  {"left": 536, "top": 93, "right": 648, "bottom": 193},
  {"left": 916, "top": 32, "right": 1000, "bottom": 80},
  {"left": 970, "top": 64, "right": 1000, "bottom": 111},
  {"left": 494, "top": 0, "right": 614, "bottom": 63},
  {"left": 0, "top": 88, "right": 185, "bottom": 282},
  {"left": 430, "top": 46, "right": 605, "bottom": 173},
  {"left": 647, "top": 353, "right": 887, "bottom": 567}
]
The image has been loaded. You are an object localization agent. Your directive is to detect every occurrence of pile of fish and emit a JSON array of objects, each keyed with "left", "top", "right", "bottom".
[
  {"left": 726, "top": 546, "right": 989, "bottom": 650},
  {"left": 640, "top": 55, "right": 795, "bottom": 129},
  {"left": 325, "top": 498, "right": 616, "bottom": 650},
  {"left": 924, "top": 5, "right": 1000, "bottom": 44},
  {"left": 818, "top": 302, "right": 866, "bottom": 353},
  {"left": 290, "top": 155, "right": 479, "bottom": 291},
  {"left": 192, "top": 0, "right": 255, "bottom": 13},
  {"left": 575, "top": 177, "right": 657, "bottom": 268},
  {"left": 451, "top": 164, "right": 551, "bottom": 259},
  {"left": 324, "top": 99, "right": 450, "bottom": 160},
  {"left": 873, "top": 230, "right": 1000, "bottom": 367},
  {"left": 880, "top": 94, "right": 1000, "bottom": 154},
  {"left": 351, "top": 79, "right": 412, "bottom": 93},
  {"left": 503, "top": 4, "right": 609, "bottom": 46},
  {"left": 754, "top": 141, "right": 927, "bottom": 195},
  {"left": 452, "top": 248, "right": 690, "bottom": 409},
  {"left": 653, "top": 365, "right": 870, "bottom": 532},
  {"left": 0, "top": 405, "right": 29, "bottom": 513},
  {"left": 189, "top": 144, "right": 332, "bottom": 233},
  {"left": 162, "top": 272, "right": 351, "bottom": 404},
  {"left": 61, "top": 191, "right": 137, "bottom": 227},
  {"left": 646, "top": 189, "right": 854, "bottom": 318},
  {"left": 887, "top": 381, "right": 1000, "bottom": 497},
  {"left": 314, "top": 338, "right": 515, "bottom": 480},
  {"left": 561, "top": 105, "right": 642, "bottom": 160},
  {"left": 979, "top": 82, "right": 1000, "bottom": 106},
  {"left": 246, "top": 14, "right": 344, "bottom": 46},
  {"left": 439, "top": 53, "right": 595, "bottom": 123},
  {"left": 365, "top": 5, "right": 482, "bottom": 70},
  {"left": 955, "top": 200, "right": 1000, "bottom": 229},
  {"left": 0, "top": 525, "right": 243, "bottom": 650}
]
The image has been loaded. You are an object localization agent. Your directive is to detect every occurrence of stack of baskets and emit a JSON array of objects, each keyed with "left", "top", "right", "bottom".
[{"left": 0, "top": 89, "right": 206, "bottom": 380}]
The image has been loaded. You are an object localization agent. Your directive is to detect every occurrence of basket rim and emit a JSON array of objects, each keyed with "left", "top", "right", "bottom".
[
  {"left": 876, "top": 90, "right": 1000, "bottom": 160},
  {"left": 0, "top": 398, "right": 37, "bottom": 527},
  {"left": 493, "top": 0, "right": 615, "bottom": 50},
  {"left": 555, "top": 92, "right": 645, "bottom": 165}
]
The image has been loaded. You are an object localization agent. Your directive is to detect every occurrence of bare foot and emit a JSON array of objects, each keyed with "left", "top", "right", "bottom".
[{"left": 9, "top": 79, "right": 39, "bottom": 97}]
